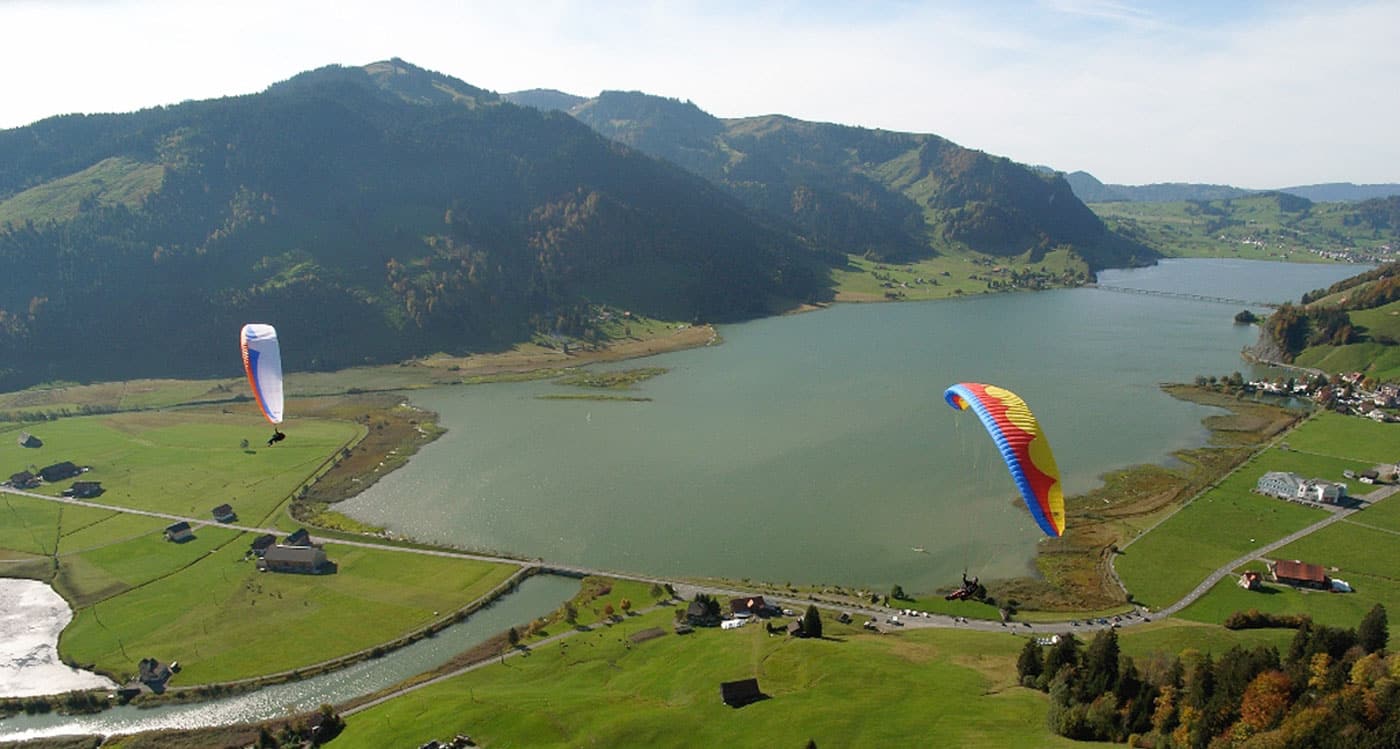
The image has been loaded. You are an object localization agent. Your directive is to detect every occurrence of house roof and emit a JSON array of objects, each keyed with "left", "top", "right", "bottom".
[
  {"left": 286, "top": 528, "right": 311, "bottom": 545},
  {"left": 251, "top": 533, "right": 276, "bottom": 549},
  {"left": 213, "top": 503, "right": 233, "bottom": 513},
  {"left": 729, "top": 596, "right": 766, "bottom": 614},
  {"left": 686, "top": 601, "right": 708, "bottom": 616},
  {"left": 9, "top": 471, "right": 34, "bottom": 482},
  {"left": 165, "top": 521, "right": 191, "bottom": 533},
  {"left": 264, "top": 545, "right": 325, "bottom": 564},
  {"left": 1273, "top": 559, "right": 1327, "bottom": 583}
]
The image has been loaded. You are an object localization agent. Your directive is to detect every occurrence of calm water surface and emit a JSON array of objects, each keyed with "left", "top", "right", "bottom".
[{"left": 341, "top": 260, "right": 1365, "bottom": 593}]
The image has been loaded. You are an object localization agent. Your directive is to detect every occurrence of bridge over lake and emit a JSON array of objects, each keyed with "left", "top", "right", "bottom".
[{"left": 1087, "top": 283, "right": 1282, "bottom": 309}]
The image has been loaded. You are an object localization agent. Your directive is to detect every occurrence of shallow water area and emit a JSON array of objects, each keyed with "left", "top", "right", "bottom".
[{"left": 0, "top": 578, "right": 117, "bottom": 697}]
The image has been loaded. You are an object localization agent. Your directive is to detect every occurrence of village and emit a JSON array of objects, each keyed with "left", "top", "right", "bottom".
[{"left": 1246, "top": 370, "right": 1400, "bottom": 421}]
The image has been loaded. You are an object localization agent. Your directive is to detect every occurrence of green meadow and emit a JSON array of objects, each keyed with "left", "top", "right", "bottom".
[
  {"left": 60, "top": 540, "right": 518, "bottom": 684},
  {"left": 341, "top": 608, "right": 1111, "bottom": 749},
  {"left": 339, "top": 608, "right": 1303, "bottom": 748},
  {"left": 1114, "top": 412, "right": 1393, "bottom": 609},
  {"left": 830, "top": 248, "right": 1087, "bottom": 302},
  {"left": 0, "top": 407, "right": 521, "bottom": 685}
]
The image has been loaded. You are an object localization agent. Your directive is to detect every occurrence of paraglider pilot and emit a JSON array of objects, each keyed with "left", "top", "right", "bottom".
[{"left": 267, "top": 429, "right": 286, "bottom": 447}]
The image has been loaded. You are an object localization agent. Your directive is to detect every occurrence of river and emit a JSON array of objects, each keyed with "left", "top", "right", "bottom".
[
  {"left": 0, "top": 574, "right": 579, "bottom": 741},
  {"left": 339, "top": 259, "right": 1369, "bottom": 593}
]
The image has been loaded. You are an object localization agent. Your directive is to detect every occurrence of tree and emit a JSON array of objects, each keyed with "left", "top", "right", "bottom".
[
  {"left": 1360, "top": 603, "right": 1388, "bottom": 654},
  {"left": 889, "top": 584, "right": 907, "bottom": 601},
  {"left": 508, "top": 626, "right": 520, "bottom": 647},
  {"left": 603, "top": 603, "right": 615, "bottom": 620},
  {"left": 1078, "top": 629, "right": 1120, "bottom": 702},
  {"left": 803, "top": 604, "right": 823, "bottom": 639},
  {"left": 1044, "top": 634, "right": 1080, "bottom": 679},
  {"left": 563, "top": 601, "right": 578, "bottom": 625},
  {"left": 1238, "top": 670, "right": 1291, "bottom": 732},
  {"left": 620, "top": 598, "right": 632, "bottom": 615},
  {"left": 1017, "top": 639, "right": 1044, "bottom": 687}
]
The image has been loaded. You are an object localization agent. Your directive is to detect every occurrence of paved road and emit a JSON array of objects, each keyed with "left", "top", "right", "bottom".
[{"left": 6, "top": 481, "right": 1397, "bottom": 641}]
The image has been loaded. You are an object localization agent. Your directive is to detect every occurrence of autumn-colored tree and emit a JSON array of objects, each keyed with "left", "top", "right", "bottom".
[
  {"left": 603, "top": 603, "right": 615, "bottom": 620},
  {"left": 1309, "top": 652, "right": 1333, "bottom": 692},
  {"left": 619, "top": 598, "right": 632, "bottom": 614},
  {"left": 1238, "top": 670, "right": 1291, "bottom": 732}
]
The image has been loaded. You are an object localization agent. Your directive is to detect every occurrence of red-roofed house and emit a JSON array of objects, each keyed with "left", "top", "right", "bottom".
[{"left": 1270, "top": 559, "right": 1329, "bottom": 589}]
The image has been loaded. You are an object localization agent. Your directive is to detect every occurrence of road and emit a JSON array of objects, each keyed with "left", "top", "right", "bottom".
[{"left": 6, "top": 481, "right": 1397, "bottom": 643}]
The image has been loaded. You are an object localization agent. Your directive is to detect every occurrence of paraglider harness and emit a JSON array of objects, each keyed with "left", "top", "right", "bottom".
[
  {"left": 267, "top": 429, "right": 286, "bottom": 447},
  {"left": 944, "top": 573, "right": 980, "bottom": 601}
]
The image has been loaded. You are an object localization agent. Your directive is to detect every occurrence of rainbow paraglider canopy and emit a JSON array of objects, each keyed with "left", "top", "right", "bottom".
[{"left": 944, "top": 382, "right": 1064, "bottom": 537}]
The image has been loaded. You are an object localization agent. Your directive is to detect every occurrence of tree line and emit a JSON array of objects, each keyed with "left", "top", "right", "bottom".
[{"left": 1017, "top": 605, "right": 1391, "bottom": 748}]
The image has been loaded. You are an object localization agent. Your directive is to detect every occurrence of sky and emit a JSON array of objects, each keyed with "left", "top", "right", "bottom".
[{"left": 3, "top": 0, "right": 1397, "bottom": 188}]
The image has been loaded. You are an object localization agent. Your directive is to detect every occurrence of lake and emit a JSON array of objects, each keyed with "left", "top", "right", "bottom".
[{"left": 340, "top": 259, "right": 1368, "bottom": 593}]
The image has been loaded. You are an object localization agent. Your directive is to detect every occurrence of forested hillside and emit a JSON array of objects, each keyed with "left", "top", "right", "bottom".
[
  {"left": 559, "top": 91, "right": 1154, "bottom": 269},
  {"left": 0, "top": 61, "right": 832, "bottom": 389}
]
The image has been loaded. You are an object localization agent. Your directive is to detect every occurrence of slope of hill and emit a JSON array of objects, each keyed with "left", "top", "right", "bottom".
[
  {"left": 0, "top": 60, "right": 832, "bottom": 390},
  {"left": 1064, "top": 170, "right": 1400, "bottom": 205},
  {"left": 1092, "top": 194, "right": 1400, "bottom": 263},
  {"left": 1253, "top": 260, "right": 1400, "bottom": 380},
  {"left": 502, "top": 88, "right": 587, "bottom": 112},
  {"left": 565, "top": 91, "right": 1154, "bottom": 270}
]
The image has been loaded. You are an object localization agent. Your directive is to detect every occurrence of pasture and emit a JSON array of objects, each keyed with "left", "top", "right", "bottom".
[
  {"left": 341, "top": 608, "right": 1110, "bottom": 749},
  {"left": 0, "top": 407, "right": 520, "bottom": 686}
]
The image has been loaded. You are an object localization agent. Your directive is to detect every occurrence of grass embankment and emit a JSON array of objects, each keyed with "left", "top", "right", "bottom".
[
  {"left": 1117, "top": 410, "right": 1400, "bottom": 627},
  {"left": 999, "top": 386, "right": 1304, "bottom": 612},
  {"left": 0, "top": 405, "right": 520, "bottom": 687}
]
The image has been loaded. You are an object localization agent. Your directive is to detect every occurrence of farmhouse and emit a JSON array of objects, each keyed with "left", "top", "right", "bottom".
[
  {"left": 164, "top": 521, "right": 194, "bottom": 543},
  {"left": 17, "top": 432, "right": 41, "bottom": 448},
  {"left": 211, "top": 503, "right": 237, "bottom": 523},
  {"left": 38, "top": 461, "right": 82, "bottom": 482},
  {"left": 1238, "top": 571, "right": 1263, "bottom": 590},
  {"left": 249, "top": 533, "right": 276, "bottom": 556},
  {"left": 729, "top": 596, "right": 768, "bottom": 617},
  {"left": 259, "top": 544, "right": 333, "bottom": 574},
  {"left": 685, "top": 600, "right": 713, "bottom": 625},
  {"left": 7, "top": 471, "right": 39, "bottom": 489},
  {"left": 1270, "top": 559, "right": 1330, "bottom": 589},
  {"left": 63, "top": 481, "right": 104, "bottom": 498},
  {"left": 285, "top": 528, "right": 313, "bottom": 547}
]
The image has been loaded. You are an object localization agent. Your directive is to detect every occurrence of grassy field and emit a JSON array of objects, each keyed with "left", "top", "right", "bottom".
[
  {"left": 1174, "top": 509, "right": 1400, "bottom": 631},
  {"left": 1116, "top": 411, "right": 1400, "bottom": 610},
  {"left": 60, "top": 540, "right": 519, "bottom": 684},
  {"left": 0, "top": 404, "right": 522, "bottom": 686},
  {"left": 0, "top": 157, "right": 164, "bottom": 225},
  {"left": 340, "top": 608, "right": 1112, "bottom": 749},
  {"left": 1115, "top": 619, "right": 1296, "bottom": 661},
  {"left": 338, "top": 605, "right": 1316, "bottom": 748},
  {"left": 830, "top": 248, "right": 1087, "bottom": 302},
  {"left": 1294, "top": 341, "right": 1400, "bottom": 382},
  {"left": 1089, "top": 195, "right": 1396, "bottom": 261},
  {"left": 1, "top": 409, "right": 362, "bottom": 527}
]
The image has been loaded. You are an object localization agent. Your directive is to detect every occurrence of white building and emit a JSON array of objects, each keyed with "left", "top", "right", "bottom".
[{"left": 1257, "top": 471, "right": 1347, "bottom": 504}]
